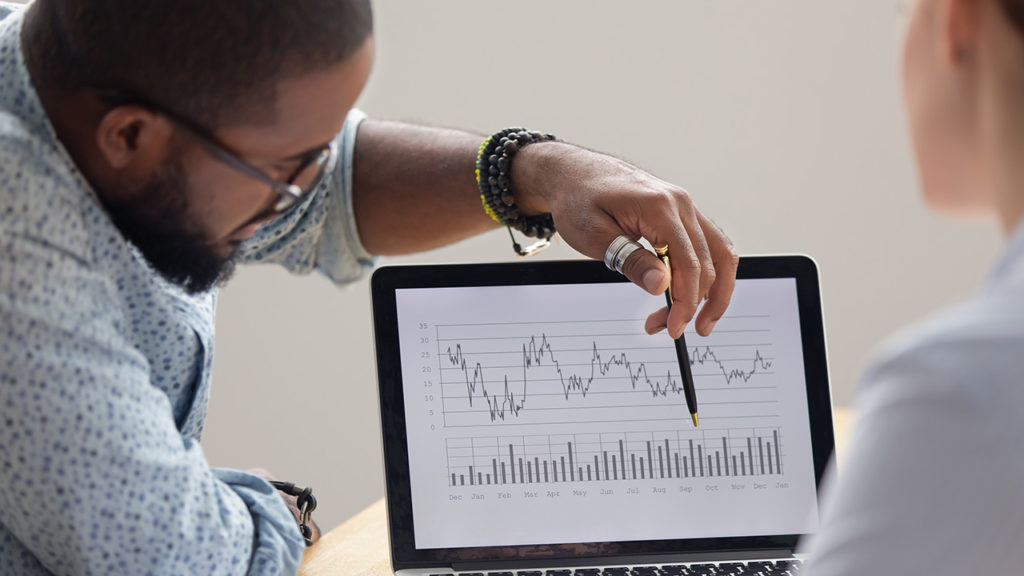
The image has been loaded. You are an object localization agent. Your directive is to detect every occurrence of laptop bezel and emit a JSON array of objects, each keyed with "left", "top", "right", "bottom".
[{"left": 370, "top": 255, "right": 835, "bottom": 571}]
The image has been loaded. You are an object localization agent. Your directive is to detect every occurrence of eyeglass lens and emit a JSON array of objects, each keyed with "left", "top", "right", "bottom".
[{"left": 273, "top": 148, "right": 332, "bottom": 213}]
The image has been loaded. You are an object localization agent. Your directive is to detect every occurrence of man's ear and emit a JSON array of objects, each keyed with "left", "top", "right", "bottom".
[{"left": 94, "top": 105, "right": 173, "bottom": 170}]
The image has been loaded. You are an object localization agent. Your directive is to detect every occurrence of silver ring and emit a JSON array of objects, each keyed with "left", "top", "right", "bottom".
[{"left": 604, "top": 235, "right": 643, "bottom": 274}]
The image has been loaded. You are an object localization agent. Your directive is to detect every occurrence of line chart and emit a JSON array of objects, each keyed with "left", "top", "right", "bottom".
[{"left": 437, "top": 315, "right": 779, "bottom": 428}]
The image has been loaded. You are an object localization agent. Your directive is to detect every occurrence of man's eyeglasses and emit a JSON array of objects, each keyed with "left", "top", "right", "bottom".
[{"left": 96, "top": 90, "right": 337, "bottom": 217}]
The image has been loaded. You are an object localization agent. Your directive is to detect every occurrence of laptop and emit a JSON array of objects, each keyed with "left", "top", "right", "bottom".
[{"left": 370, "top": 255, "right": 835, "bottom": 576}]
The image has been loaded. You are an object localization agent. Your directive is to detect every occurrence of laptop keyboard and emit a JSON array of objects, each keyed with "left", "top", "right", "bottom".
[{"left": 431, "top": 558, "right": 803, "bottom": 576}]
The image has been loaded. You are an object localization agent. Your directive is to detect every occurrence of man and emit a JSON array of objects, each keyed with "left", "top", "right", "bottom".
[{"left": 0, "top": 1, "right": 737, "bottom": 575}]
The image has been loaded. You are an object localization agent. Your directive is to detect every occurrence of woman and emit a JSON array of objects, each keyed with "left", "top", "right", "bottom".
[{"left": 801, "top": 0, "right": 1024, "bottom": 573}]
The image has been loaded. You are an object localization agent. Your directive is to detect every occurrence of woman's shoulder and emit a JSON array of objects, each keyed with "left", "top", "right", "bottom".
[{"left": 860, "top": 283, "right": 1024, "bottom": 413}]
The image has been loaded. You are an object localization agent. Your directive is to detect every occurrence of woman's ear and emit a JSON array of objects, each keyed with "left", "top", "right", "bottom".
[
  {"left": 943, "top": 0, "right": 983, "bottom": 65},
  {"left": 94, "top": 104, "right": 173, "bottom": 170}
]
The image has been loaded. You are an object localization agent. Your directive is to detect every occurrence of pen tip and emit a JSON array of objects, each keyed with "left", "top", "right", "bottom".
[{"left": 691, "top": 413, "right": 699, "bottom": 428}]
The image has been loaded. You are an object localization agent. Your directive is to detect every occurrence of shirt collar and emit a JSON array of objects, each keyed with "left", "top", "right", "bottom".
[
  {"left": 0, "top": 7, "right": 104, "bottom": 206},
  {"left": 0, "top": 8, "right": 63, "bottom": 148}
]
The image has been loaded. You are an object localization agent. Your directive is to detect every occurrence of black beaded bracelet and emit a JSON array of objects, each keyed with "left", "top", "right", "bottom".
[
  {"left": 269, "top": 480, "right": 317, "bottom": 547},
  {"left": 475, "top": 127, "right": 559, "bottom": 256}
]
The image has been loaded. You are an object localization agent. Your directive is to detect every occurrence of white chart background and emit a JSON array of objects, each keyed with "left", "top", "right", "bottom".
[{"left": 396, "top": 278, "right": 819, "bottom": 549}]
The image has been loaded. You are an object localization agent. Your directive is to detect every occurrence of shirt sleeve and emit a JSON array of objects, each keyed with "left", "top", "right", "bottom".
[
  {"left": 0, "top": 231, "right": 305, "bottom": 576},
  {"left": 798, "top": 336, "right": 1024, "bottom": 575},
  {"left": 239, "top": 108, "right": 377, "bottom": 284}
]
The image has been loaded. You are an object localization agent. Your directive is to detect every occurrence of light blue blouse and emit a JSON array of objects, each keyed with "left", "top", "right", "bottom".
[{"left": 800, "top": 220, "right": 1024, "bottom": 572}]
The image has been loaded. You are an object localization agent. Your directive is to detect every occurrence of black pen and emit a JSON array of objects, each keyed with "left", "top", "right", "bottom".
[{"left": 654, "top": 245, "right": 699, "bottom": 427}]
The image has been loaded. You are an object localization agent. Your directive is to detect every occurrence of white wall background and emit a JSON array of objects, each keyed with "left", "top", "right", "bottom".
[{"left": 203, "top": 1, "right": 1002, "bottom": 531}]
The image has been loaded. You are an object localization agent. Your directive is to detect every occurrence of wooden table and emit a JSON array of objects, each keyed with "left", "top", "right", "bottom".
[{"left": 298, "top": 409, "right": 856, "bottom": 576}]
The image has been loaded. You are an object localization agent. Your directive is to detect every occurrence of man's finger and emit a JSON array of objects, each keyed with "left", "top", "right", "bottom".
[
  {"left": 679, "top": 205, "right": 716, "bottom": 308},
  {"left": 661, "top": 238, "right": 701, "bottom": 340},
  {"left": 645, "top": 306, "right": 669, "bottom": 334},
  {"left": 694, "top": 213, "right": 739, "bottom": 336},
  {"left": 618, "top": 245, "right": 670, "bottom": 295}
]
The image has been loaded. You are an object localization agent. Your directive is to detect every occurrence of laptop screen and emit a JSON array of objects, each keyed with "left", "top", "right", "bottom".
[{"left": 372, "top": 257, "right": 834, "bottom": 567}]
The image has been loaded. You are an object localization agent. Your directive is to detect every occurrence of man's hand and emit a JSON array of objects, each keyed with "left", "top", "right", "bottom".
[
  {"left": 512, "top": 142, "right": 739, "bottom": 339},
  {"left": 247, "top": 468, "right": 322, "bottom": 545},
  {"left": 351, "top": 121, "right": 737, "bottom": 336}
]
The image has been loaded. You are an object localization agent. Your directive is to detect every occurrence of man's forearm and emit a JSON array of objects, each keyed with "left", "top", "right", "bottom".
[
  {"left": 351, "top": 119, "right": 501, "bottom": 255},
  {"left": 349, "top": 117, "right": 738, "bottom": 339}
]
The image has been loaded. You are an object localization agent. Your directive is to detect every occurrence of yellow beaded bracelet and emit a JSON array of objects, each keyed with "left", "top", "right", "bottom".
[{"left": 474, "top": 127, "right": 558, "bottom": 256}]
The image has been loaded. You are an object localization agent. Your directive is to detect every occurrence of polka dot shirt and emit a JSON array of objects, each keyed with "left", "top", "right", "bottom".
[{"left": 0, "top": 5, "right": 373, "bottom": 575}]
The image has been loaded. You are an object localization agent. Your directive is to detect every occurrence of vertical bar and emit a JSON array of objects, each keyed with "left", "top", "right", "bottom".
[
  {"left": 486, "top": 473, "right": 491, "bottom": 485},
  {"left": 501, "top": 462, "right": 507, "bottom": 484},
  {"left": 552, "top": 460, "right": 558, "bottom": 482},
  {"left": 647, "top": 441, "right": 654, "bottom": 479},
  {"left": 741, "top": 453, "right": 746, "bottom": 476},
  {"left": 561, "top": 456, "right": 566, "bottom": 482},
  {"left": 619, "top": 440, "right": 626, "bottom": 479},
  {"left": 715, "top": 452, "right": 721, "bottom": 477},
  {"left": 658, "top": 445, "right": 665, "bottom": 478},
  {"left": 586, "top": 465, "right": 592, "bottom": 481},
  {"left": 544, "top": 460, "right": 549, "bottom": 483},
  {"left": 632, "top": 453, "right": 638, "bottom": 480},
  {"left": 639, "top": 457, "right": 645, "bottom": 479},
  {"left": 568, "top": 442, "right": 575, "bottom": 482},
  {"left": 683, "top": 456, "right": 689, "bottom": 478},
  {"left": 510, "top": 444, "right": 516, "bottom": 484},
  {"left": 732, "top": 455, "right": 738, "bottom": 478},
  {"left": 594, "top": 455, "right": 601, "bottom": 482},
  {"left": 759, "top": 437, "right": 765, "bottom": 476},
  {"left": 722, "top": 437, "right": 730, "bottom": 476},
  {"left": 527, "top": 461, "right": 533, "bottom": 483},
  {"left": 460, "top": 474, "right": 465, "bottom": 486},
  {"left": 665, "top": 440, "right": 672, "bottom": 477},
  {"left": 493, "top": 459, "right": 498, "bottom": 483},
  {"left": 578, "top": 467, "right": 584, "bottom": 481},
  {"left": 604, "top": 451, "right": 610, "bottom": 482},
  {"left": 469, "top": 466, "right": 475, "bottom": 486},
  {"left": 689, "top": 440, "right": 697, "bottom": 477},
  {"left": 708, "top": 455, "right": 713, "bottom": 477},
  {"left": 612, "top": 455, "right": 618, "bottom": 480},
  {"left": 519, "top": 458, "right": 524, "bottom": 483},
  {"left": 478, "top": 472, "right": 482, "bottom": 485},
  {"left": 774, "top": 430, "right": 782, "bottom": 474},
  {"left": 535, "top": 457, "right": 541, "bottom": 482},
  {"left": 747, "top": 437, "right": 754, "bottom": 476},
  {"left": 698, "top": 445, "right": 704, "bottom": 477},
  {"left": 451, "top": 473, "right": 456, "bottom": 486},
  {"left": 767, "top": 442, "right": 774, "bottom": 475}
]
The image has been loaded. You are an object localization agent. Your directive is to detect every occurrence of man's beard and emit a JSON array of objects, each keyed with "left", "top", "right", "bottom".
[{"left": 102, "top": 157, "right": 238, "bottom": 295}]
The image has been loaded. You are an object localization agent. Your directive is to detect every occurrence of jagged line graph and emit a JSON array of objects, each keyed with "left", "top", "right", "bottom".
[
  {"left": 437, "top": 317, "right": 779, "bottom": 428},
  {"left": 445, "top": 336, "right": 773, "bottom": 422}
]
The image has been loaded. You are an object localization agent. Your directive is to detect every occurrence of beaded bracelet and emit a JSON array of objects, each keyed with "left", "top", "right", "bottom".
[
  {"left": 475, "top": 127, "right": 559, "bottom": 256},
  {"left": 269, "top": 481, "right": 317, "bottom": 547}
]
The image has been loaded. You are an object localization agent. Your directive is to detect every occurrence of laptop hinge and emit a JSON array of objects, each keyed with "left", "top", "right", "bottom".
[{"left": 451, "top": 549, "right": 796, "bottom": 572}]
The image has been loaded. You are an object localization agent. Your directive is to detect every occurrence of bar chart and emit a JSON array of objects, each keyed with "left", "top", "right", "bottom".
[{"left": 445, "top": 427, "right": 784, "bottom": 487}]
